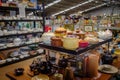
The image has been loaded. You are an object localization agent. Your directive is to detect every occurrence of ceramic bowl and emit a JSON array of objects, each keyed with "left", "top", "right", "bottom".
[
  {"left": 31, "top": 74, "right": 49, "bottom": 80},
  {"left": 13, "top": 38, "right": 22, "bottom": 46},
  {"left": 12, "top": 57, "right": 19, "bottom": 61},
  {"left": 15, "top": 68, "right": 24, "bottom": 76},
  {"left": 20, "top": 51, "right": 29, "bottom": 55},
  {"left": 6, "top": 58, "right": 13, "bottom": 62},
  {"left": 0, "top": 60, "right": 6, "bottom": 64},
  {"left": 0, "top": 44, "right": 5, "bottom": 47},
  {"left": 10, "top": 51, "right": 20, "bottom": 57},
  {"left": 7, "top": 43, "right": 14, "bottom": 47},
  {"left": 19, "top": 55, "right": 25, "bottom": 59}
]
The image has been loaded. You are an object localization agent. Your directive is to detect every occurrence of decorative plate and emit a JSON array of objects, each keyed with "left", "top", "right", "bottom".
[
  {"left": 98, "top": 64, "right": 118, "bottom": 74},
  {"left": 31, "top": 74, "right": 49, "bottom": 80}
]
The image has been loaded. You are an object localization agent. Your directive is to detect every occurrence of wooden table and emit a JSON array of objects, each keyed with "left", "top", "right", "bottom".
[
  {"left": 6, "top": 72, "right": 112, "bottom": 80},
  {"left": 6, "top": 60, "right": 120, "bottom": 80},
  {"left": 6, "top": 71, "right": 31, "bottom": 80}
]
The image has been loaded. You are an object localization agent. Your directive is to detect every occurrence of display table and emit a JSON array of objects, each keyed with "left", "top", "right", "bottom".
[
  {"left": 5, "top": 71, "right": 112, "bottom": 80},
  {"left": 6, "top": 60, "right": 120, "bottom": 80},
  {"left": 6, "top": 38, "right": 119, "bottom": 80},
  {"left": 6, "top": 71, "right": 31, "bottom": 80}
]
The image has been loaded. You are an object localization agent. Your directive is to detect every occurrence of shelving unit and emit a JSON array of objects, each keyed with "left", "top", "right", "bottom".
[
  {"left": 0, "top": 1, "right": 45, "bottom": 67},
  {"left": 0, "top": 6, "right": 42, "bottom": 11},
  {"left": 39, "top": 38, "right": 112, "bottom": 55},
  {"left": 0, "top": 53, "right": 44, "bottom": 67},
  {"left": 0, "top": 31, "right": 43, "bottom": 38},
  {"left": 0, "top": 41, "right": 42, "bottom": 51},
  {"left": 0, "top": 19, "right": 42, "bottom": 22}
]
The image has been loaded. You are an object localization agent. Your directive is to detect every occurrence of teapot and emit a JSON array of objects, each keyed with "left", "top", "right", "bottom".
[
  {"left": 38, "top": 61, "right": 52, "bottom": 74},
  {"left": 58, "top": 56, "right": 68, "bottom": 68},
  {"left": 102, "top": 52, "right": 117, "bottom": 64}
]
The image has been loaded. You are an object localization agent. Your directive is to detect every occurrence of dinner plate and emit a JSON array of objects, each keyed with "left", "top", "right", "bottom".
[
  {"left": 31, "top": 74, "right": 49, "bottom": 80},
  {"left": 98, "top": 64, "right": 118, "bottom": 74}
]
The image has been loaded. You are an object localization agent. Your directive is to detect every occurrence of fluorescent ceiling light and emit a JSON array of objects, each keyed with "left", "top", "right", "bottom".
[
  {"left": 79, "top": 3, "right": 107, "bottom": 13},
  {"left": 45, "top": 0, "right": 61, "bottom": 8},
  {"left": 28, "top": 0, "right": 61, "bottom": 15},
  {"left": 69, "top": 3, "right": 107, "bottom": 16},
  {"left": 51, "top": 0, "right": 95, "bottom": 16}
]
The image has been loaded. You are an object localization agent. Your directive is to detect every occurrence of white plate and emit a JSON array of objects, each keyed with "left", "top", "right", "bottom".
[
  {"left": 31, "top": 74, "right": 49, "bottom": 80},
  {"left": 98, "top": 64, "right": 118, "bottom": 74}
]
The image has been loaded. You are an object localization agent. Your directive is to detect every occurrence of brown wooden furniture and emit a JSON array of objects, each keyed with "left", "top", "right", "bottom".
[
  {"left": 6, "top": 60, "right": 120, "bottom": 80},
  {"left": 6, "top": 71, "right": 112, "bottom": 80},
  {"left": 6, "top": 71, "right": 31, "bottom": 80}
]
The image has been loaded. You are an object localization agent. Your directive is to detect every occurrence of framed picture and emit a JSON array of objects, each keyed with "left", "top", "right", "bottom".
[{"left": 84, "top": 25, "right": 93, "bottom": 32}]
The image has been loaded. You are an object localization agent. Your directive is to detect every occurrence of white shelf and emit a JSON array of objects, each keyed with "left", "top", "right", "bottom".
[{"left": 98, "top": 27, "right": 120, "bottom": 30}]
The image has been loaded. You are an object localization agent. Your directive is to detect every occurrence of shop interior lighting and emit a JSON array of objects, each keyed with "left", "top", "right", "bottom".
[
  {"left": 28, "top": 0, "right": 61, "bottom": 15},
  {"left": 69, "top": 3, "right": 107, "bottom": 17},
  {"left": 79, "top": 3, "right": 107, "bottom": 13},
  {"left": 51, "top": 0, "right": 95, "bottom": 16},
  {"left": 45, "top": 0, "right": 61, "bottom": 8}
]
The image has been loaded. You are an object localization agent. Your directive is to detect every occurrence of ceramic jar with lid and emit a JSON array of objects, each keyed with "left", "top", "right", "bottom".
[
  {"left": 55, "top": 27, "right": 66, "bottom": 37},
  {"left": 62, "top": 35, "right": 79, "bottom": 50},
  {"left": 41, "top": 32, "right": 55, "bottom": 44},
  {"left": 79, "top": 39, "right": 89, "bottom": 48},
  {"left": 51, "top": 37, "right": 63, "bottom": 47}
]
